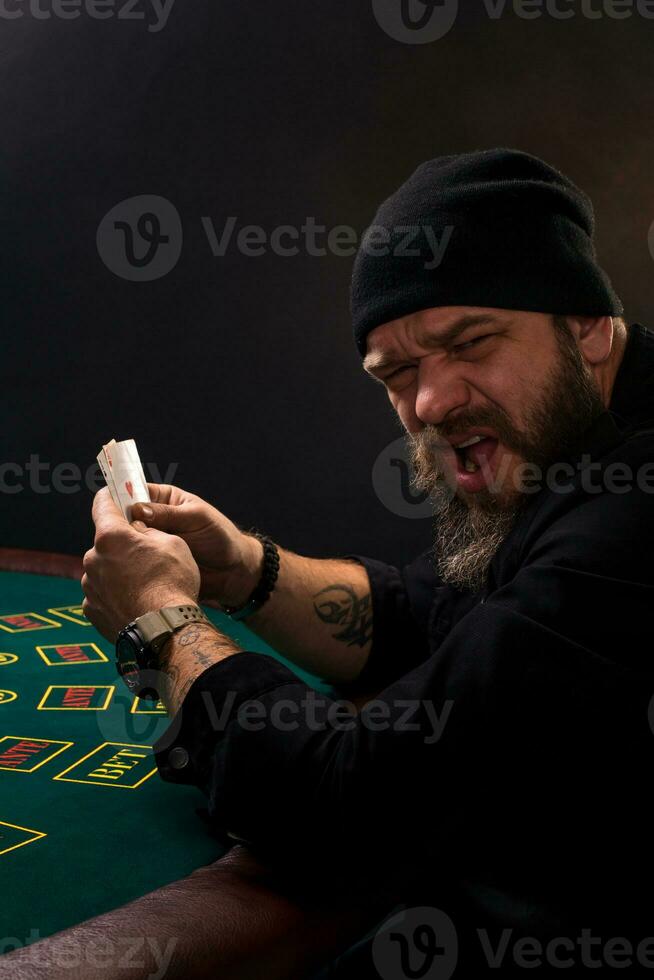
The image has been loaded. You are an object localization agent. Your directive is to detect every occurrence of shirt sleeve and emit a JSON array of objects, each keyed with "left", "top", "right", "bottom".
[
  {"left": 154, "top": 469, "right": 654, "bottom": 904},
  {"left": 334, "top": 549, "right": 437, "bottom": 695}
]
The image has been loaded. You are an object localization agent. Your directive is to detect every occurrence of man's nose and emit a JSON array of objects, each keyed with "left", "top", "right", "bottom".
[{"left": 414, "top": 358, "right": 470, "bottom": 427}]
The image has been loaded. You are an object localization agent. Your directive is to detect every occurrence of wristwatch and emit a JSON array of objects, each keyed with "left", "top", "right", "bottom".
[{"left": 115, "top": 603, "right": 212, "bottom": 701}]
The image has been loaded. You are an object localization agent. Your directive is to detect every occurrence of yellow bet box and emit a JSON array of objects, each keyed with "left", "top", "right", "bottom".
[
  {"left": 54, "top": 742, "right": 157, "bottom": 790},
  {"left": 131, "top": 697, "right": 167, "bottom": 715},
  {"left": 47, "top": 605, "right": 92, "bottom": 627},
  {"left": 37, "top": 685, "right": 114, "bottom": 711},
  {"left": 0, "top": 736, "right": 73, "bottom": 772},
  {"left": 0, "top": 613, "right": 61, "bottom": 633},
  {"left": 36, "top": 643, "right": 108, "bottom": 666}
]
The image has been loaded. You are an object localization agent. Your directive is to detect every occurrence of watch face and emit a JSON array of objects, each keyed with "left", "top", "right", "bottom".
[
  {"left": 116, "top": 628, "right": 161, "bottom": 701},
  {"left": 116, "top": 629, "right": 140, "bottom": 683}
]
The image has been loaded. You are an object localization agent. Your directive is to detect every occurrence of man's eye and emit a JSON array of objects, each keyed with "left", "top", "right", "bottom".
[
  {"left": 384, "top": 365, "right": 415, "bottom": 383},
  {"left": 452, "top": 334, "right": 491, "bottom": 353}
]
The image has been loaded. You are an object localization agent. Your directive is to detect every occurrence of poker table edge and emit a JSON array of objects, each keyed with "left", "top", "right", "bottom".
[{"left": 0, "top": 548, "right": 83, "bottom": 580}]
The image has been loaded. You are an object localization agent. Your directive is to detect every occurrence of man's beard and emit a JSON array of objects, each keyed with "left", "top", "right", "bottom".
[{"left": 408, "top": 320, "right": 605, "bottom": 594}]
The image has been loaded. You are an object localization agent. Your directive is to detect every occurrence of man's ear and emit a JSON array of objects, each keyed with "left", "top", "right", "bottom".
[{"left": 566, "top": 315, "right": 614, "bottom": 366}]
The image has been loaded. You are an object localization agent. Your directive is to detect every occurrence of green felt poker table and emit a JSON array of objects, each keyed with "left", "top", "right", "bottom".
[{"left": 0, "top": 551, "right": 333, "bottom": 957}]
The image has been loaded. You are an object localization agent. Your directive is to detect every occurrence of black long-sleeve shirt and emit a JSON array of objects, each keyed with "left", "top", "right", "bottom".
[{"left": 155, "top": 323, "right": 654, "bottom": 972}]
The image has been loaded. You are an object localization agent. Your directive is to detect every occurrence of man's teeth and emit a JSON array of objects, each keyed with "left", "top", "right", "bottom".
[
  {"left": 456, "top": 435, "right": 485, "bottom": 449},
  {"left": 463, "top": 457, "right": 480, "bottom": 473}
]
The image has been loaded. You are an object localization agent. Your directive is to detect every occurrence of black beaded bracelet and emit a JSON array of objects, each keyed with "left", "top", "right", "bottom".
[{"left": 221, "top": 529, "right": 280, "bottom": 621}]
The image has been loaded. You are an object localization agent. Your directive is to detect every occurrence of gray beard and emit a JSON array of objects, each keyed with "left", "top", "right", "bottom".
[
  {"left": 408, "top": 321, "right": 605, "bottom": 595},
  {"left": 428, "top": 488, "right": 525, "bottom": 593}
]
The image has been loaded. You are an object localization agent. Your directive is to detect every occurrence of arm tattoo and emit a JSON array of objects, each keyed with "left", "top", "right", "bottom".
[
  {"left": 165, "top": 661, "right": 195, "bottom": 704},
  {"left": 312, "top": 584, "right": 373, "bottom": 648},
  {"left": 176, "top": 624, "right": 205, "bottom": 647},
  {"left": 159, "top": 623, "right": 241, "bottom": 714}
]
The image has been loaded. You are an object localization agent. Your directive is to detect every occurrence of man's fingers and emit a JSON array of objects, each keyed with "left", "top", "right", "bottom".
[
  {"left": 92, "top": 487, "right": 130, "bottom": 536},
  {"left": 146, "top": 483, "right": 168, "bottom": 504},
  {"left": 81, "top": 572, "right": 101, "bottom": 604},
  {"left": 138, "top": 525, "right": 183, "bottom": 547},
  {"left": 146, "top": 483, "right": 181, "bottom": 505},
  {"left": 131, "top": 500, "right": 202, "bottom": 534}
]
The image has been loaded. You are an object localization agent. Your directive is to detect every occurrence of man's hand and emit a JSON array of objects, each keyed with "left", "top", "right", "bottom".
[
  {"left": 130, "top": 484, "right": 263, "bottom": 608},
  {"left": 82, "top": 488, "right": 201, "bottom": 642}
]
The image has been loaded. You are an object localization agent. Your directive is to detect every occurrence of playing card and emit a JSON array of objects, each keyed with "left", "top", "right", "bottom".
[
  {"left": 97, "top": 438, "right": 151, "bottom": 522},
  {"left": 96, "top": 447, "right": 121, "bottom": 511}
]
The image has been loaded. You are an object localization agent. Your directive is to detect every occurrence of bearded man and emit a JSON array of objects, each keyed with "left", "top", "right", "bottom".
[{"left": 82, "top": 149, "right": 654, "bottom": 976}]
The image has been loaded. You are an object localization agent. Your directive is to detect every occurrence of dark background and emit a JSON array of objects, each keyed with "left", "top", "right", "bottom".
[{"left": 1, "top": 1, "right": 652, "bottom": 566}]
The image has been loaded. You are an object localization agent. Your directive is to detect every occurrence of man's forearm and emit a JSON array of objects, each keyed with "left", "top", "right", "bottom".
[
  {"left": 171, "top": 540, "right": 375, "bottom": 696},
  {"left": 0, "top": 846, "right": 387, "bottom": 980},
  {"left": 158, "top": 622, "right": 239, "bottom": 715},
  {"left": 238, "top": 547, "right": 373, "bottom": 686}
]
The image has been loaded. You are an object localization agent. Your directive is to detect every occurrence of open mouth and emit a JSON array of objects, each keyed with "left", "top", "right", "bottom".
[
  {"left": 453, "top": 435, "right": 500, "bottom": 477},
  {"left": 455, "top": 444, "right": 481, "bottom": 473}
]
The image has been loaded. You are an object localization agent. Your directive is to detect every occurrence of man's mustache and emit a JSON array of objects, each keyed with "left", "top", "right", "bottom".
[
  {"left": 412, "top": 415, "right": 523, "bottom": 463},
  {"left": 408, "top": 424, "right": 518, "bottom": 499}
]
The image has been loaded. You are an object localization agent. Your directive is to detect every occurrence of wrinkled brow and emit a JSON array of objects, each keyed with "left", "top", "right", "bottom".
[{"left": 363, "top": 313, "right": 501, "bottom": 376}]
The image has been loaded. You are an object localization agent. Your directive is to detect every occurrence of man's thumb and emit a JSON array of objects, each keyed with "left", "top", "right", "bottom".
[{"left": 131, "top": 501, "right": 194, "bottom": 533}]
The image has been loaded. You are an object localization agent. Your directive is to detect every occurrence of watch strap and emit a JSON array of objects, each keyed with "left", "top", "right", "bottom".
[{"left": 135, "top": 603, "right": 211, "bottom": 653}]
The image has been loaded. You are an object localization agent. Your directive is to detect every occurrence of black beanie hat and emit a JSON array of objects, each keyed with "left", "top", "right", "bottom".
[{"left": 351, "top": 148, "right": 623, "bottom": 357}]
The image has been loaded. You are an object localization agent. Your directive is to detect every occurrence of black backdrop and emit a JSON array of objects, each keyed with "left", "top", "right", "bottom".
[{"left": 1, "top": 2, "right": 652, "bottom": 566}]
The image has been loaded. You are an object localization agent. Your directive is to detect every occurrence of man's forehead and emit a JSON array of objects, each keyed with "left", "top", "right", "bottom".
[{"left": 362, "top": 306, "right": 509, "bottom": 372}]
